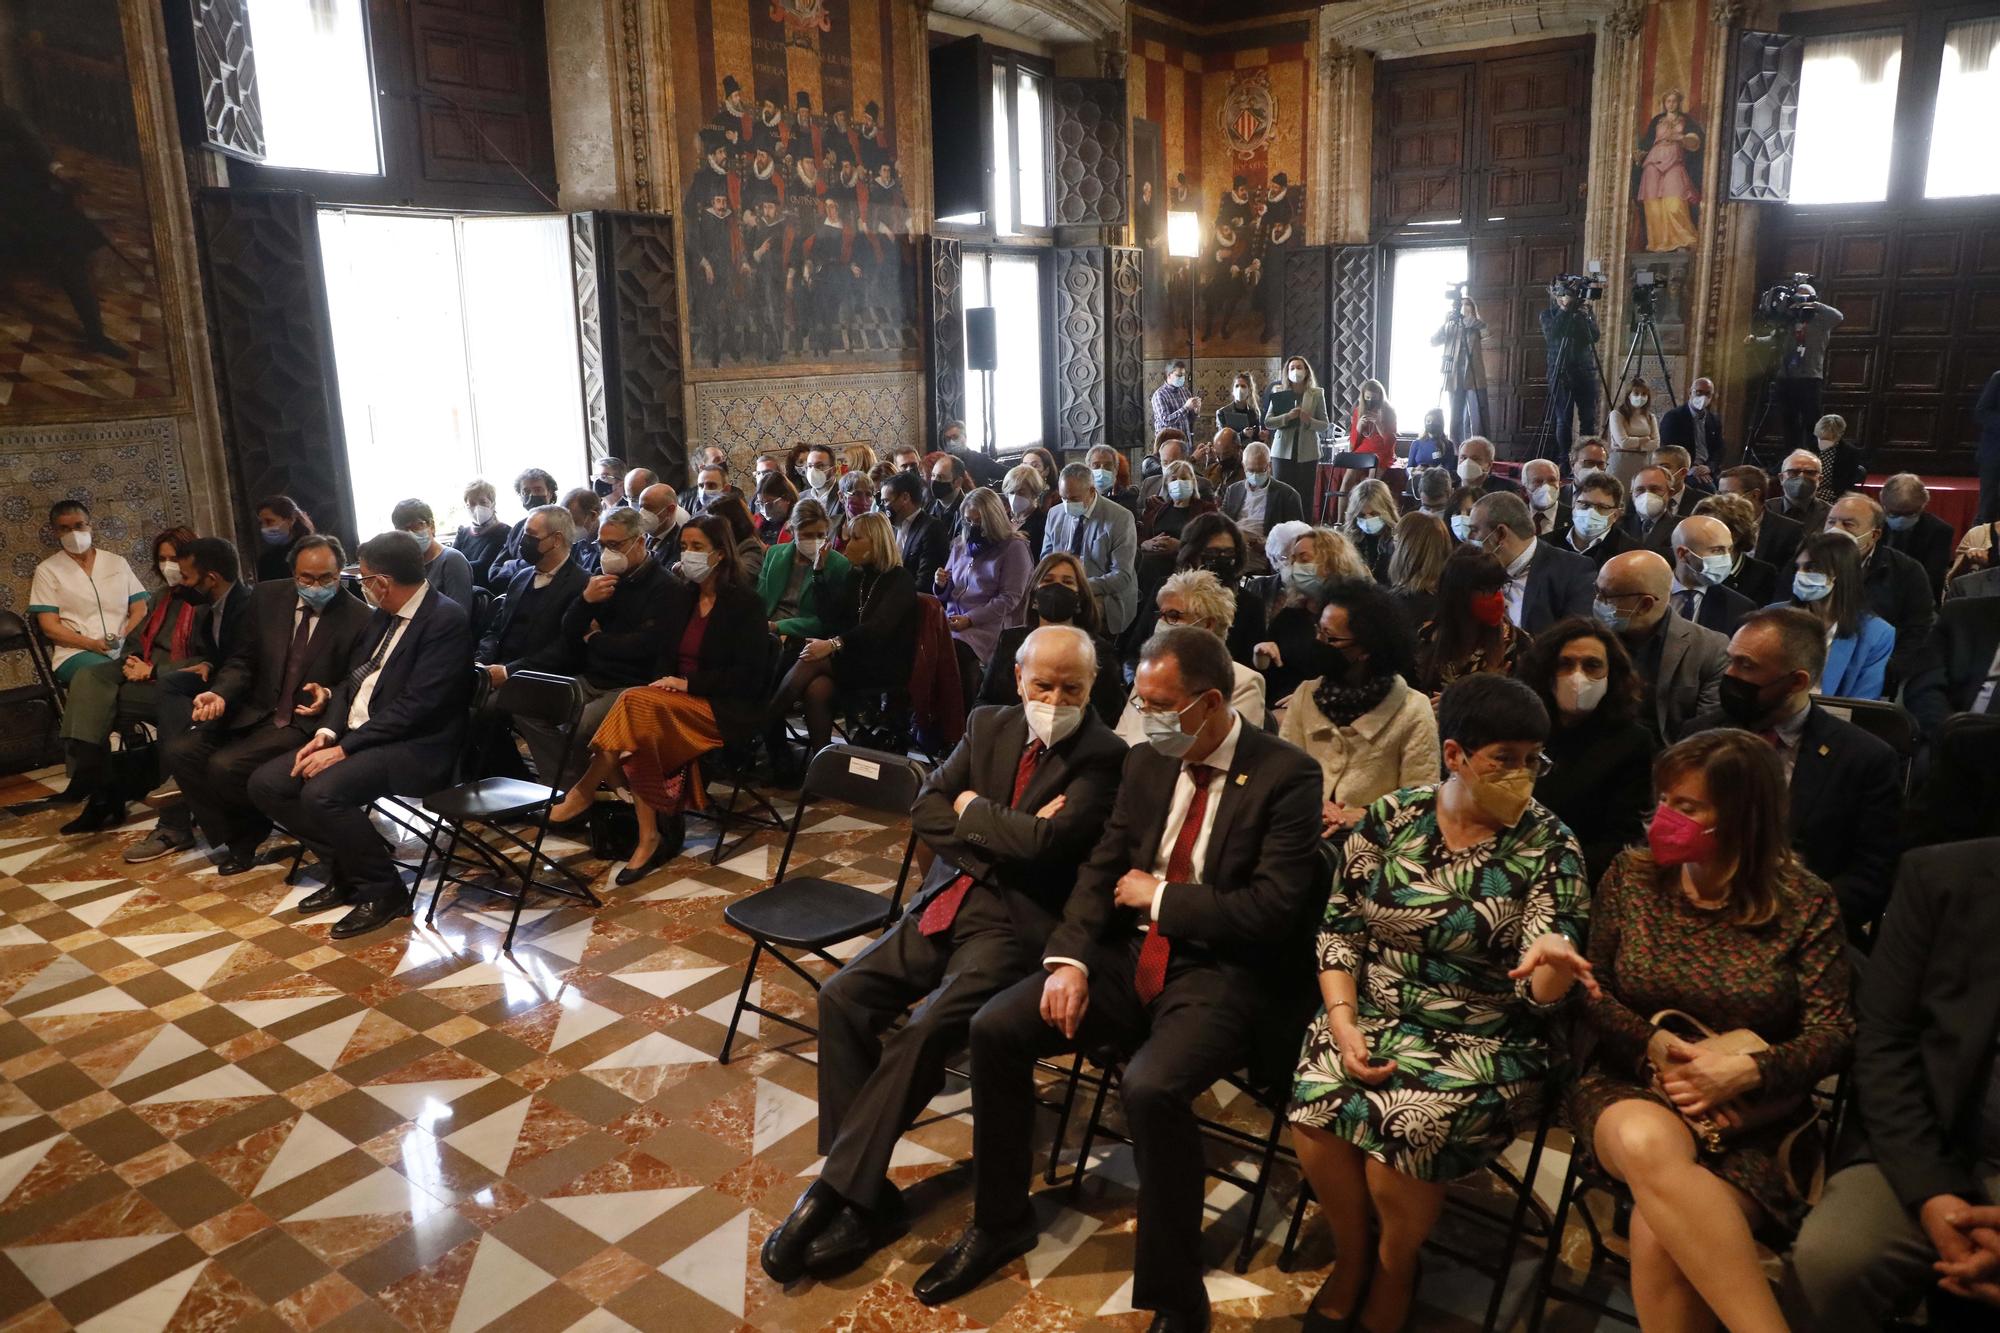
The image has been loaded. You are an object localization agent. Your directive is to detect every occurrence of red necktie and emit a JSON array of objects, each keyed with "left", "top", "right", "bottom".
[
  {"left": 1135, "top": 763, "right": 1217, "bottom": 1003},
  {"left": 917, "top": 740, "right": 1044, "bottom": 936}
]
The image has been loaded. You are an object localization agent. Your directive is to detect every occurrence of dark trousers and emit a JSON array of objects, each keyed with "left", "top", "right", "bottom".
[
  {"left": 165, "top": 721, "right": 310, "bottom": 853},
  {"left": 1978, "top": 449, "right": 2000, "bottom": 526},
  {"left": 967, "top": 935, "right": 1258, "bottom": 1318},
  {"left": 816, "top": 883, "right": 1037, "bottom": 1209},
  {"left": 1549, "top": 372, "right": 1598, "bottom": 460},
  {"left": 1777, "top": 376, "right": 1824, "bottom": 457},
  {"left": 247, "top": 741, "right": 442, "bottom": 905},
  {"left": 1275, "top": 455, "right": 1317, "bottom": 519},
  {"left": 1447, "top": 385, "right": 1490, "bottom": 445}
]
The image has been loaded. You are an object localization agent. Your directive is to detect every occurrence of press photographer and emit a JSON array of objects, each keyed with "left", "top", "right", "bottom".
[
  {"left": 1747, "top": 274, "right": 1844, "bottom": 458},
  {"left": 1540, "top": 273, "right": 1603, "bottom": 460},
  {"left": 1430, "top": 284, "right": 1490, "bottom": 444}
]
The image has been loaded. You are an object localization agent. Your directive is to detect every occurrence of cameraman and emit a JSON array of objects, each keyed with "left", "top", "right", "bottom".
[
  {"left": 1540, "top": 278, "right": 1601, "bottom": 460},
  {"left": 1430, "top": 292, "right": 1489, "bottom": 443},
  {"left": 1748, "top": 280, "right": 1843, "bottom": 457}
]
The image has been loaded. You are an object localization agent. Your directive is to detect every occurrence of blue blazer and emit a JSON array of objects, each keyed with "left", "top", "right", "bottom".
[{"left": 1820, "top": 612, "right": 1894, "bottom": 701}]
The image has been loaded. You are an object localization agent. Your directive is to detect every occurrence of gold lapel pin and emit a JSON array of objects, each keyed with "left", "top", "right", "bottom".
[
  {"left": 1234, "top": 773, "right": 1248, "bottom": 786},
  {"left": 1817, "top": 745, "right": 1830, "bottom": 756}
]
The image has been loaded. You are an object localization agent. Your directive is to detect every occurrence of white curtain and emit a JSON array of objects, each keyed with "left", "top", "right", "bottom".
[
  {"left": 1928, "top": 18, "right": 2000, "bottom": 198},
  {"left": 1789, "top": 31, "right": 1904, "bottom": 205}
]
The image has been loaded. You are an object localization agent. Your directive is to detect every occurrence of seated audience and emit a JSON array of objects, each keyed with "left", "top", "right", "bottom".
[
  {"left": 842, "top": 443, "right": 877, "bottom": 479},
  {"left": 1221, "top": 440, "right": 1307, "bottom": 541},
  {"left": 1020, "top": 447, "right": 1061, "bottom": 501},
  {"left": 1454, "top": 436, "right": 1525, "bottom": 499},
  {"left": 1410, "top": 464, "right": 1455, "bottom": 525},
  {"left": 622, "top": 466, "right": 659, "bottom": 506},
  {"left": 1651, "top": 444, "right": 1709, "bottom": 511},
  {"left": 689, "top": 463, "right": 729, "bottom": 515},
  {"left": 1085, "top": 444, "right": 1141, "bottom": 518},
  {"left": 515, "top": 507, "right": 674, "bottom": 786},
  {"left": 1785, "top": 840, "right": 2000, "bottom": 1330},
  {"left": 1195, "top": 425, "right": 1246, "bottom": 493},
  {"left": 550, "top": 516, "right": 767, "bottom": 883},
  {"left": 1785, "top": 531, "right": 1894, "bottom": 700},
  {"left": 1140, "top": 436, "right": 1215, "bottom": 506},
  {"left": 1815, "top": 412, "right": 1869, "bottom": 497},
  {"left": 1289, "top": 673, "right": 1592, "bottom": 1331},
  {"left": 764, "top": 512, "right": 917, "bottom": 775},
  {"left": 475, "top": 504, "right": 588, "bottom": 717},
  {"left": 798, "top": 444, "right": 840, "bottom": 510},
  {"left": 454, "top": 480, "right": 512, "bottom": 587},
  {"left": 1259, "top": 526, "right": 1373, "bottom": 708},
  {"left": 883, "top": 469, "right": 952, "bottom": 590},
  {"left": 928, "top": 452, "right": 972, "bottom": 526},
  {"left": 938, "top": 488, "right": 1033, "bottom": 708},
  {"left": 30, "top": 500, "right": 150, "bottom": 692},
  {"left": 1554, "top": 469, "right": 1638, "bottom": 570},
  {"left": 887, "top": 445, "right": 922, "bottom": 477},
  {"left": 1468, "top": 490, "right": 1596, "bottom": 634},
  {"left": 169, "top": 535, "right": 372, "bottom": 873},
  {"left": 783, "top": 443, "right": 811, "bottom": 490},
  {"left": 705, "top": 492, "right": 767, "bottom": 588},
  {"left": 1386, "top": 512, "right": 1450, "bottom": 626},
  {"left": 593, "top": 454, "right": 626, "bottom": 502},
  {"left": 1670, "top": 514, "right": 1757, "bottom": 636},
  {"left": 1041, "top": 462, "right": 1140, "bottom": 637},
  {"left": 1825, "top": 490, "right": 1936, "bottom": 687},
  {"left": 1521, "top": 457, "right": 1564, "bottom": 537},
  {"left": 1278, "top": 577, "right": 1437, "bottom": 839},
  {"left": 391, "top": 499, "right": 474, "bottom": 611},
  {"left": 1694, "top": 490, "right": 1780, "bottom": 608},
  {"left": 1873, "top": 473, "right": 1953, "bottom": 600},
  {"left": 1569, "top": 435, "right": 1613, "bottom": 487},
  {"left": 487, "top": 469, "right": 559, "bottom": 587},
  {"left": 1606, "top": 375, "right": 1660, "bottom": 486},
  {"left": 1770, "top": 449, "right": 1831, "bottom": 532},
  {"left": 1447, "top": 484, "right": 1479, "bottom": 543},
  {"left": 1947, "top": 514, "right": 1997, "bottom": 584},
  {"left": 563, "top": 486, "right": 603, "bottom": 573},
  {"left": 1904, "top": 595, "right": 2000, "bottom": 741},
  {"left": 1115, "top": 571, "right": 1266, "bottom": 740},
  {"left": 1519, "top": 616, "right": 1658, "bottom": 883},
  {"left": 1594, "top": 549, "right": 1727, "bottom": 743},
  {"left": 1405, "top": 407, "right": 1454, "bottom": 472},
  {"left": 638, "top": 483, "right": 685, "bottom": 565},
  {"left": 1621, "top": 465, "right": 1680, "bottom": 555},
  {"left": 1416, "top": 545, "right": 1527, "bottom": 695},
  {"left": 1570, "top": 729, "right": 1851, "bottom": 1333},
  {"left": 253, "top": 495, "right": 316, "bottom": 581},
  {"left": 755, "top": 471, "right": 798, "bottom": 545},
  {"left": 939, "top": 419, "right": 1007, "bottom": 489},
  {"left": 914, "top": 628, "right": 1321, "bottom": 1328},
  {"left": 1685, "top": 607, "right": 1902, "bottom": 937},
  {"left": 977, "top": 552, "right": 1125, "bottom": 724},
  {"left": 758, "top": 499, "right": 850, "bottom": 656},
  {"left": 1717, "top": 463, "right": 1804, "bottom": 573},
  {"left": 1341, "top": 477, "right": 1400, "bottom": 581},
  {"left": 248, "top": 531, "right": 474, "bottom": 938},
  {"left": 1126, "top": 512, "right": 1265, "bottom": 666},
  {"left": 999, "top": 463, "right": 1047, "bottom": 554},
  {"left": 1137, "top": 460, "right": 1218, "bottom": 606}
]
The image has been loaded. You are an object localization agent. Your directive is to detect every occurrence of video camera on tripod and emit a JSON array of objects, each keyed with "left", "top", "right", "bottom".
[
  {"left": 1756, "top": 272, "right": 1822, "bottom": 324},
  {"left": 1550, "top": 271, "right": 1606, "bottom": 305},
  {"left": 1631, "top": 266, "right": 1665, "bottom": 318}
]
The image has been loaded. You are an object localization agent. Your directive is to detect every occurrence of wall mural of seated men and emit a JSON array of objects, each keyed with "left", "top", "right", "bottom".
[{"left": 672, "top": 0, "right": 920, "bottom": 375}]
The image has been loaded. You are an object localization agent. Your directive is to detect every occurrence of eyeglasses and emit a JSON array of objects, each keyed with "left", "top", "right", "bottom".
[
  {"left": 1575, "top": 500, "right": 1618, "bottom": 516},
  {"left": 1157, "top": 608, "right": 1194, "bottom": 626},
  {"left": 1314, "top": 632, "right": 1358, "bottom": 650},
  {"left": 294, "top": 572, "right": 341, "bottom": 589},
  {"left": 1477, "top": 751, "right": 1554, "bottom": 777}
]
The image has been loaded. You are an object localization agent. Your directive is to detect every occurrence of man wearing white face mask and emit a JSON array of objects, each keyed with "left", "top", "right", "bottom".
[
  {"left": 1659, "top": 376, "right": 1724, "bottom": 482},
  {"left": 764, "top": 626, "right": 1126, "bottom": 1284},
  {"left": 1668, "top": 514, "right": 1756, "bottom": 636},
  {"left": 1150, "top": 359, "right": 1203, "bottom": 438},
  {"left": 1620, "top": 465, "right": 1680, "bottom": 555},
  {"left": 1220, "top": 441, "right": 1305, "bottom": 535},
  {"left": 1453, "top": 436, "right": 1526, "bottom": 502},
  {"left": 1521, "top": 458, "right": 1565, "bottom": 537},
  {"left": 799, "top": 444, "right": 840, "bottom": 509}
]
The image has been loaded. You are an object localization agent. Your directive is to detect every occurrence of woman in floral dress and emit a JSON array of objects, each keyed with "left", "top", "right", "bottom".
[
  {"left": 1288, "top": 674, "right": 1596, "bottom": 1332},
  {"left": 1570, "top": 729, "right": 1852, "bottom": 1333}
]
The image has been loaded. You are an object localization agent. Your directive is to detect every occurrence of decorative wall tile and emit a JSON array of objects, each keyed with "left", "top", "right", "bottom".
[{"left": 690, "top": 372, "right": 924, "bottom": 478}]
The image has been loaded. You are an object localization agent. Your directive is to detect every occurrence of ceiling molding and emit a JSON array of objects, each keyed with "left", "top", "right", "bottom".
[
  {"left": 1321, "top": 0, "right": 1637, "bottom": 53},
  {"left": 928, "top": 0, "right": 1123, "bottom": 46}
]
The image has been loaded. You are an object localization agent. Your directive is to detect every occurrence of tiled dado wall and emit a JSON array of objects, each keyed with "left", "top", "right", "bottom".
[{"left": 690, "top": 371, "right": 925, "bottom": 478}]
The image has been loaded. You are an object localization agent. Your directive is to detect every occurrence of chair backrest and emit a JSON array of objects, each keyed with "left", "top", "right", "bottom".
[
  {"left": 21, "top": 614, "right": 63, "bottom": 703},
  {"left": 495, "top": 670, "right": 582, "bottom": 729},
  {"left": 769, "top": 744, "right": 930, "bottom": 905},
  {"left": 0, "top": 610, "right": 31, "bottom": 656},
  {"left": 1819, "top": 695, "right": 1918, "bottom": 795},
  {"left": 471, "top": 586, "right": 494, "bottom": 634}
]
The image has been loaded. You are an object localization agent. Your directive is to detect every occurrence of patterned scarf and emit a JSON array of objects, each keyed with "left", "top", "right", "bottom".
[{"left": 1312, "top": 671, "right": 1394, "bottom": 726}]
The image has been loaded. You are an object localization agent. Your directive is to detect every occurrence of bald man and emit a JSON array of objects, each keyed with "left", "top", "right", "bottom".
[
  {"left": 761, "top": 625, "right": 1128, "bottom": 1285},
  {"left": 637, "top": 482, "right": 684, "bottom": 563},
  {"left": 1669, "top": 514, "right": 1757, "bottom": 636},
  {"left": 1595, "top": 549, "right": 1729, "bottom": 742},
  {"left": 622, "top": 467, "right": 659, "bottom": 507}
]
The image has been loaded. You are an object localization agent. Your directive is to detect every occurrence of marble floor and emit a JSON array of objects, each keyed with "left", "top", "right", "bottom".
[{"left": 0, "top": 765, "right": 1639, "bottom": 1333}]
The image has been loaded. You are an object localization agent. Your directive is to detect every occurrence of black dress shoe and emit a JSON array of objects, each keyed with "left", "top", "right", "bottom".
[
  {"left": 213, "top": 848, "right": 261, "bottom": 876},
  {"left": 296, "top": 880, "right": 355, "bottom": 915},
  {"left": 803, "top": 1186, "right": 908, "bottom": 1279},
  {"left": 1145, "top": 1309, "right": 1210, "bottom": 1333},
  {"left": 612, "top": 836, "right": 676, "bottom": 887},
  {"left": 329, "top": 894, "right": 411, "bottom": 939},
  {"left": 760, "top": 1182, "right": 842, "bottom": 1285},
  {"left": 60, "top": 798, "right": 125, "bottom": 836},
  {"left": 912, "top": 1222, "right": 1039, "bottom": 1307}
]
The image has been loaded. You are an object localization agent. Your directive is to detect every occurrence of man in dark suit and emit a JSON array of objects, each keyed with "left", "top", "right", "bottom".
[
  {"left": 1718, "top": 464, "right": 1804, "bottom": 573},
  {"left": 1219, "top": 441, "right": 1305, "bottom": 534},
  {"left": 1657, "top": 377, "right": 1725, "bottom": 480},
  {"left": 1669, "top": 515, "right": 1757, "bottom": 637},
  {"left": 1543, "top": 470, "right": 1637, "bottom": 570},
  {"left": 881, "top": 470, "right": 951, "bottom": 594},
  {"left": 485, "top": 467, "right": 560, "bottom": 588},
  {"left": 1599, "top": 550, "right": 1728, "bottom": 744},
  {"left": 249, "top": 531, "right": 474, "bottom": 938},
  {"left": 1827, "top": 492, "right": 1937, "bottom": 687},
  {"left": 162, "top": 536, "right": 372, "bottom": 874},
  {"left": 471, "top": 504, "right": 588, "bottom": 777},
  {"left": 1520, "top": 458, "right": 1567, "bottom": 538},
  {"left": 1693, "top": 491, "right": 1781, "bottom": 608},
  {"left": 1769, "top": 449, "right": 1831, "bottom": 533},
  {"left": 1878, "top": 473, "right": 1957, "bottom": 600},
  {"left": 761, "top": 628, "right": 1128, "bottom": 1284},
  {"left": 1685, "top": 607, "right": 1901, "bottom": 939},
  {"left": 1652, "top": 444, "right": 1714, "bottom": 505},
  {"left": 1619, "top": 466, "right": 1682, "bottom": 555},
  {"left": 914, "top": 628, "right": 1321, "bottom": 1329},
  {"left": 1468, "top": 491, "right": 1594, "bottom": 634},
  {"left": 939, "top": 419, "right": 1007, "bottom": 488},
  {"left": 1457, "top": 436, "right": 1525, "bottom": 500},
  {"left": 1904, "top": 596, "right": 2000, "bottom": 741},
  {"left": 1785, "top": 840, "right": 2000, "bottom": 1329}
]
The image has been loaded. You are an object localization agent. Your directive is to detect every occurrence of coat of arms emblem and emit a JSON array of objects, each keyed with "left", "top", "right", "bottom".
[{"left": 1219, "top": 71, "right": 1276, "bottom": 158}]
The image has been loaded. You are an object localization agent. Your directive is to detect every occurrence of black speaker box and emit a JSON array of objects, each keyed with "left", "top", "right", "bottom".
[{"left": 965, "top": 306, "right": 998, "bottom": 371}]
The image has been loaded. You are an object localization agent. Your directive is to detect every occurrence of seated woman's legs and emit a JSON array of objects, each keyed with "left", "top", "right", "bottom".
[
  {"left": 802, "top": 670, "right": 837, "bottom": 754},
  {"left": 1292, "top": 1126, "right": 1373, "bottom": 1318},
  {"left": 550, "top": 747, "right": 623, "bottom": 822},
  {"left": 1592, "top": 1098, "right": 1790, "bottom": 1333},
  {"left": 767, "top": 653, "right": 838, "bottom": 760}
]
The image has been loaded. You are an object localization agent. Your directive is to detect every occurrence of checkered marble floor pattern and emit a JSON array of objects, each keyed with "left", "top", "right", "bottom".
[{"left": 0, "top": 766, "right": 1637, "bottom": 1332}]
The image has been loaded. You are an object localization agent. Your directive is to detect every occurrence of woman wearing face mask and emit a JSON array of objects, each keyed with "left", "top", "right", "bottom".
[
  {"left": 1137, "top": 459, "right": 1218, "bottom": 585},
  {"left": 455, "top": 480, "right": 510, "bottom": 589},
  {"left": 253, "top": 495, "right": 315, "bottom": 582},
  {"left": 1114, "top": 570, "right": 1266, "bottom": 741},
  {"left": 977, "top": 552, "right": 1125, "bottom": 724},
  {"left": 755, "top": 471, "right": 799, "bottom": 545},
  {"left": 1409, "top": 464, "right": 1456, "bottom": 525},
  {"left": 763, "top": 511, "right": 918, "bottom": 782},
  {"left": 1346, "top": 377, "right": 1400, "bottom": 474},
  {"left": 831, "top": 471, "right": 876, "bottom": 551},
  {"left": 1386, "top": 512, "right": 1451, "bottom": 626},
  {"left": 1288, "top": 673, "right": 1593, "bottom": 1333},
  {"left": 1567, "top": 730, "right": 1850, "bottom": 1333},
  {"left": 390, "top": 498, "right": 474, "bottom": 613},
  {"left": 1279, "top": 578, "right": 1437, "bottom": 842},
  {"left": 1783, "top": 531, "right": 1892, "bottom": 699},
  {"left": 758, "top": 498, "right": 851, "bottom": 675},
  {"left": 1264, "top": 355, "right": 1331, "bottom": 500},
  {"left": 1416, "top": 545, "right": 1527, "bottom": 697},
  {"left": 1254, "top": 526, "right": 1372, "bottom": 714},
  {"left": 999, "top": 464, "right": 1048, "bottom": 553},
  {"left": 1446, "top": 484, "right": 1480, "bottom": 545},
  {"left": 939, "top": 488, "right": 1033, "bottom": 711},
  {"left": 1519, "top": 617, "right": 1658, "bottom": 883},
  {"left": 1607, "top": 376, "right": 1661, "bottom": 487},
  {"left": 549, "top": 515, "right": 767, "bottom": 883},
  {"left": 1215, "top": 370, "right": 1263, "bottom": 442},
  {"left": 1340, "top": 478, "right": 1400, "bottom": 582},
  {"left": 1163, "top": 512, "right": 1264, "bottom": 665},
  {"left": 1405, "top": 408, "right": 1456, "bottom": 473}
]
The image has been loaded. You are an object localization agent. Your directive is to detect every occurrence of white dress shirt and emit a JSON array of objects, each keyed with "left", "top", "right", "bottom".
[
  {"left": 1503, "top": 540, "right": 1537, "bottom": 629},
  {"left": 320, "top": 582, "right": 428, "bottom": 739},
  {"left": 1240, "top": 482, "right": 1270, "bottom": 527}
]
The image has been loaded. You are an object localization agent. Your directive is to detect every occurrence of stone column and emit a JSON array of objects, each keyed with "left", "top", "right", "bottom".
[
  {"left": 1583, "top": 0, "right": 1649, "bottom": 365},
  {"left": 1314, "top": 40, "right": 1372, "bottom": 246}
]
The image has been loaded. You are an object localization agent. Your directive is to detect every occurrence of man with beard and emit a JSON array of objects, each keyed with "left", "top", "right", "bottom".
[
  {"left": 790, "top": 90, "right": 824, "bottom": 172},
  {"left": 752, "top": 95, "right": 788, "bottom": 157},
  {"left": 686, "top": 189, "right": 742, "bottom": 365},
  {"left": 743, "top": 147, "right": 782, "bottom": 215},
  {"left": 712, "top": 74, "right": 754, "bottom": 148},
  {"left": 682, "top": 131, "right": 736, "bottom": 227}
]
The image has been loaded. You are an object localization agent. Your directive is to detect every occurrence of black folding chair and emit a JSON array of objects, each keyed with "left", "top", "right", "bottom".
[
  {"left": 1817, "top": 695, "right": 1919, "bottom": 794},
  {"left": 421, "top": 671, "right": 600, "bottom": 951},
  {"left": 716, "top": 744, "right": 927, "bottom": 1063},
  {"left": 688, "top": 632, "right": 787, "bottom": 865},
  {"left": 25, "top": 616, "right": 68, "bottom": 714},
  {"left": 0, "top": 611, "right": 63, "bottom": 775}
]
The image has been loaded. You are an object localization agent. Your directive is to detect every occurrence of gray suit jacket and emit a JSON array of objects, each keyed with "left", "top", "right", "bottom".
[
  {"left": 1220, "top": 478, "right": 1306, "bottom": 533},
  {"left": 1040, "top": 495, "right": 1140, "bottom": 635},
  {"left": 1645, "top": 609, "right": 1729, "bottom": 741},
  {"left": 1264, "top": 384, "right": 1329, "bottom": 462}
]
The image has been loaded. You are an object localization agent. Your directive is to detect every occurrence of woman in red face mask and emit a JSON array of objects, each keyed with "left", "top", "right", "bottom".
[
  {"left": 1414, "top": 544, "right": 1528, "bottom": 698},
  {"left": 1565, "top": 729, "right": 1853, "bottom": 1333}
]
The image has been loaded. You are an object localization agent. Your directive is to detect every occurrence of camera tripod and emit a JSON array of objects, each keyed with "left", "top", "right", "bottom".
[
  {"left": 1616, "top": 303, "right": 1678, "bottom": 411},
  {"left": 1532, "top": 308, "right": 1610, "bottom": 464}
]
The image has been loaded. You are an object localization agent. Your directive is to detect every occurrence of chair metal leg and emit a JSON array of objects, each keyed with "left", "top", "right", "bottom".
[
  {"left": 718, "top": 941, "right": 761, "bottom": 1065},
  {"left": 1233, "top": 1106, "right": 1288, "bottom": 1273},
  {"left": 1482, "top": 1112, "right": 1555, "bottom": 1333},
  {"left": 1043, "top": 1052, "right": 1088, "bottom": 1186},
  {"left": 427, "top": 824, "right": 464, "bottom": 925},
  {"left": 1068, "top": 1062, "right": 1116, "bottom": 1196},
  {"left": 1525, "top": 1150, "right": 1584, "bottom": 1333},
  {"left": 1279, "top": 1181, "right": 1312, "bottom": 1272}
]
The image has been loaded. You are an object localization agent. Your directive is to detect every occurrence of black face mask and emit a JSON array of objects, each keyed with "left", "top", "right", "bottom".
[
  {"left": 518, "top": 532, "right": 543, "bottom": 564},
  {"left": 180, "top": 581, "right": 213, "bottom": 607},
  {"left": 592, "top": 478, "right": 613, "bottom": 497},
  {"left": 1033, "top": 582, "right": 1081, "bottom": 624},
  {"left": 1199, "top": 553, "right": 1241, "bottom": 583},
  {"left": 1717, "top": 672, "right": 1779, "bottom": 727},
  {"left": 930, "top": 479, "right": 956, "bottom": 504}
]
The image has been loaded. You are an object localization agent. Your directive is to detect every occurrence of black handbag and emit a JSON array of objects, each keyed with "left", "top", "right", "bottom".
[
  {"left": 588, "top": 801, "right": 637, "bottom": 862},
  {"left": 107, "top": 732, "right": 159, "bottom": 803}
]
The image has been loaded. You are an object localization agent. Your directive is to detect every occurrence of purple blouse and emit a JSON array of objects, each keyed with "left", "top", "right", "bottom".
[{"left": 943, "top": 533, "right": 1034, "bottom": 664}]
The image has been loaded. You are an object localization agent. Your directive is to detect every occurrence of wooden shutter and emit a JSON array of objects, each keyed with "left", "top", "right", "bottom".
[
  {"left": 930, "top": 36, "right": 988, "bottom": 223},
  {"left": 925, "top": 236, "right": 966, "bottom": 438},
  {"left": 570, "top": 211, "right": 687, "bottom": 480},
  {"left": 1728, "top": 31, "right": 1805, "bottom": 202},
  {"left": 163, "top": 0, "right": 266, "bottom": 162},
  {"left": 1050, "top": 78, "right": 1127, "bottom": 228}
]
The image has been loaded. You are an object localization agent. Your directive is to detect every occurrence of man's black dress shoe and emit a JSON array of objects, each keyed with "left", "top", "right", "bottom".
[
  {"left": 296, "top": 880, "right": 355, "bottom": 915},
  {"left": 214, "top": 848, "right": 261, "bottom": 876},
  {"left": 1146, "top": 1307, "right": 1211, "bottom": 1333},
  {"left": 330, "top": 894, "right": 410, "bottom": 940},
  {"left": 760, "top": 1182, "right": 841, "bottom": 1284},
  {"left": 912, "top": 1222, "right": 1039, "bottom": 1306},
  {"left": 803, "top": 1186, "right": 907, "bottom": 1279}
]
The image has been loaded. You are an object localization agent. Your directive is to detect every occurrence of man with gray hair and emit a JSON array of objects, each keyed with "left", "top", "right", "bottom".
[
  {"left": 1878, "top": 472, "right": 1955, "bottom": 598},
  {"left": 1468, "top": 489, "right": 1595, "bottom": 633},
  {"left": 1220, "top": 439, "right": 1305, "bottom": 534},
  {"left": 1042, "top": 462, "right": 1140, "bottom": 634},
  {"left": 762, "top": 624, "right": 1127, "bottom": 1284},
  {"left": 1826, "top": 490, "right": 1937, "bottom": 687}
]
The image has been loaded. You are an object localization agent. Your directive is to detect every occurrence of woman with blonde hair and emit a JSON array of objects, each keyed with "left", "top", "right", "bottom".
[
  {"left": 1265, "top": 354, "right": 1331, "bottom": 500},
  {"left": 1113, "top": 570, "right": 1267, "bottom": 741},
  {"left": 1341, "top": 477, "right": 1400, "bottom": 582},
  {"left": 938, "top": 487, "right": 1033, "bottom": 708},
  {"left": 1256, "top": 525, "right": 1371, "bottom": 710},
  {"left": 1608, "top": 375, "right": 1660, "bottom": 487},
  {"left": 1386, "top": 512, "right": 1451, "bottom": 626},
  {"left": 1216, "top": 368, "right": 1264, "bottom": 442},
  {"left": 842, "top": 443, "right": 877, "bottom": 477},
  {"left": 1000, "top": 462, "right": 1048, "bottom": 553}
]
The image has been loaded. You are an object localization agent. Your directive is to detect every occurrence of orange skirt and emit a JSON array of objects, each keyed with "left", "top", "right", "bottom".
[{"left": 591, "top": 687, "right": 723, "bottom": 814}]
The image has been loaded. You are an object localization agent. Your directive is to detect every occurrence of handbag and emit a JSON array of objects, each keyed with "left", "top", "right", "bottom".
[{"left": 1648, "top": 1008, "right": 1825, "bottom": 1206}]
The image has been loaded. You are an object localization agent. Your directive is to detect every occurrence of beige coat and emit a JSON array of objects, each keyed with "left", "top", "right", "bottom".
[{"left": 1279, "top": 675, "right": 1441, "bottom": 809}]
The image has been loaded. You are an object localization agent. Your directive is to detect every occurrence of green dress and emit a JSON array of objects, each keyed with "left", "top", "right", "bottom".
[{"left": 1287, "top": 785, "right": 1591, "bottom": 1182}]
